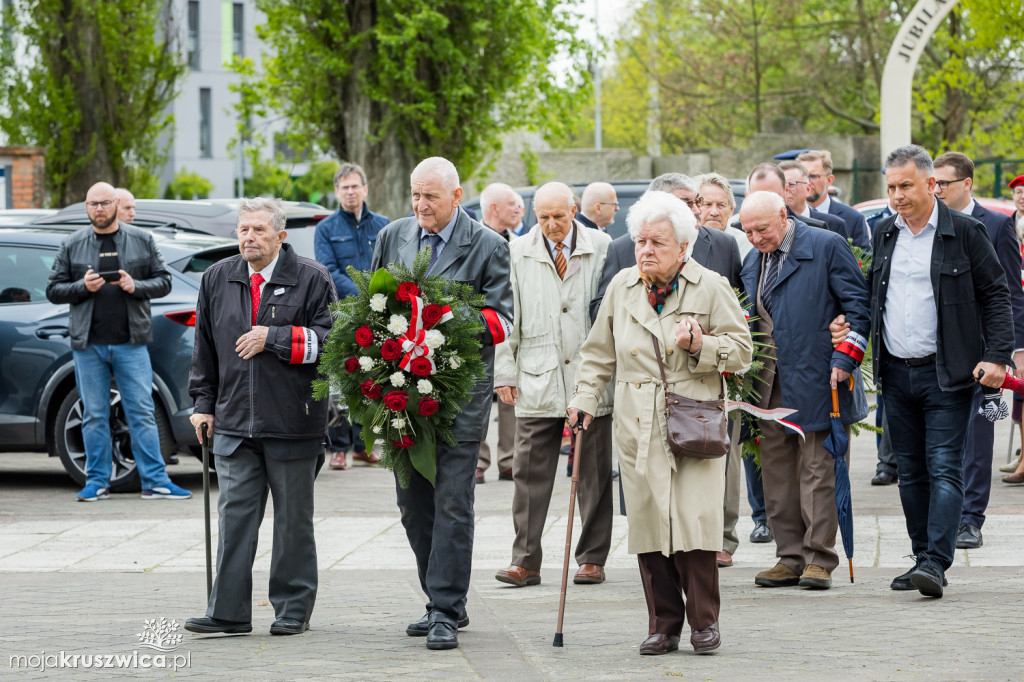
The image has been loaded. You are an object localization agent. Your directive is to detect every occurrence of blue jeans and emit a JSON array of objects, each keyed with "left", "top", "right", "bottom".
[
  {"left": 881, "top": 359, "right": 973, "bottom": 570},
  {"left": 742, "top": 453, "right": 767, "bottom": 524},
  {"left": 72, "top": 343, "right": 170, "bottom": 489}
]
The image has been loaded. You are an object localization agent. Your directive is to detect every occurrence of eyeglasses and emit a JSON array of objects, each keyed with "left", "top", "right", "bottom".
[
  {"left": 807, "top": 174, "right": 824, "bottom": 182},
  {"left": 682, "top": 196, "right": 704, "bottom": 209},
  {"left": 85, "top": 200, "right": 115, "bottom": 210},
  {"left": 598, "top": 201, "right": 620, "bottom": 209},
  {"left": 786, "top": 181, "right": 808, "bottom": 188},
  {"left": 935, "top": 177, "right": 968, "bottom": 190}
]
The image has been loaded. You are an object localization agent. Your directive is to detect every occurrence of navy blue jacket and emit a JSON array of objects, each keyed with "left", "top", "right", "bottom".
[
  {"left": 968, "top": 201, "right": 1024, "bottom": 348},
  {"left": 313, "top": 203, "right": 389, "bottom": 298},
  {"left": 825, "top": 198, "right": 872, "bottom": 252},
  {"left": 740, "top": 219, "right": 870, "bottom": 431}
]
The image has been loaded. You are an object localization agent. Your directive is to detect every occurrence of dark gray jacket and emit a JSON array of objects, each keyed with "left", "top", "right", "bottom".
[
  {"left": 45, "top": 223, "right": 171, "bottom": 350},
  {"left": 372, "top": 211, "right": 513, "bottom": 442}
]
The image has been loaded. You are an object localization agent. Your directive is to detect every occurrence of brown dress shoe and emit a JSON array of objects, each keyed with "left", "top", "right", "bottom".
[
  {"left": 573, "top": 563, "right": 605, "bottom": 584},
  {"left": 1003, "top": 471, "right": 1024, "bottom": 485},
  {"left": 798, "top": 564, "right": 832, "bottom": 589},
  {"left": 498, "top": 468, "right": 513, "bottom": 481},
  {"left": 495, "top": 565, "right": 541, "bottom": 587},
  {"left": 352, "top": 448, "right": 381, "bottom": 465},
  {"left": 328, "top": 451, "right": 347, "bottom": 470},
  {"left": 475, "top": 468, "right": 485, "bottom": 484},
  {"left": 639, "top": 633, "right": 679, "bottom": 656},
  {"left": 754, "top": 563, "right": 801, "bottom": 587},
  {"left": 716, "top": 551, "right": 733, "bottom": 568},
  {"left": 690, "top": 623, "right": 721, "bottom": 653}
]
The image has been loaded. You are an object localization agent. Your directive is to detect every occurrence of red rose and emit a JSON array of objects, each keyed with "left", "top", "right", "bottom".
[
  {"left": 410, "top": 357, "right": 433, "bottom": 377},
  {"left": 392, "top": 435, "right": 415, "bottom": 448},
  {"left": 421, "top": 304, "right": 443, "bottom": 328},
  {"left": 361, "top": 380, "right": 382, "bottom": 399},
  {"left": 383, "top": 390, "right": 409, "bottom": 411},
  {"left": 395, "top": 282, "right": 420, "bottom": 302},
  {"left": 418, "top": 397, "right": 440, "bottom": 417},
  {"left": 355, "top": 325, "right": 375, "bottom": 347},
  {"left": 381, "top": 338, "right": 403, "bottom": 361},
  {"left": 344, "top": 357, "right": 359, "bottom": 373}
]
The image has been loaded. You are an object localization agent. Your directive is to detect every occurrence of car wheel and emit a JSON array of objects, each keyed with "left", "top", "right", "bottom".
[{"left": 53, "top": 387, "right": 173, "bottom": 493}]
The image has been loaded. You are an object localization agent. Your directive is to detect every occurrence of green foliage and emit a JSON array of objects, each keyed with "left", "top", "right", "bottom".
[
  {"left": 0, "top": 0, "right": 185, "bottom": 205},
  {"left": 243, "top": 156, "right": 294, "bottom": 199},
  {"left": 293, "top": 160, "right": 340, "bottom": 206},
  {"left": 314, "top": 248, "right": 486, "bottom": 487},
  {"left": 164, "top": 169, "right": 214, "bottom": 200}
]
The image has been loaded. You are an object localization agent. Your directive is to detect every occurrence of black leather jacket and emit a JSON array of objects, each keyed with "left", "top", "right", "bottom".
[{"left": 45, "top": 223, "right": 172, "bottom": 350}]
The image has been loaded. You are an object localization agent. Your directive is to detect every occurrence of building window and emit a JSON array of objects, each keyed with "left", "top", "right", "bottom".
[
  {"left": 187, "top": 1, "right": 200, "bottom": 70},
  {"left": 232, "top": 3, "right": 243, "bottom": 58},
  {"left": 199, "top": 88, "right": 212, "bottom": 158}
]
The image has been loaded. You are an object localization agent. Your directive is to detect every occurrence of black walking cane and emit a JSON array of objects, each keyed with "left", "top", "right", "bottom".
[
  {"left": 201, "top": 423, "right": 213, "bottom": 600},
  {"left": 553, "top": 416, "right": 584, "bottom": 647}
]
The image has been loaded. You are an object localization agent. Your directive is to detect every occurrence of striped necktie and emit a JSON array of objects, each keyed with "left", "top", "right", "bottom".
[
  {"left": 761, "top": 251, "right": 779, "bottom": 315},
  {"left": 422, "top": 234, "right": 443, "bottom": 272},
  {"left": 554, "top": 243, "right": 567, "bottom": 279}
]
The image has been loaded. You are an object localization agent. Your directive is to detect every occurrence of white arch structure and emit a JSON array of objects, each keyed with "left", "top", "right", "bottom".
[{"left": 879, "top": 0, "right": 962, "bottom": 164}]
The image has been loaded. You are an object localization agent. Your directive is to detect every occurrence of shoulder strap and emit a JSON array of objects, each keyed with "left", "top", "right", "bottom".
[{"left": 651, "top": 333, "right": 669, "bottom": 395}]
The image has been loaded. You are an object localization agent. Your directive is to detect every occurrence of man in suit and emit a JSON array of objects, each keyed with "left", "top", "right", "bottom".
[
  {"left": 739, "top": 191, "right": 869, "bottom": 592},
  {"left": 578, "top": 182, "right": 619, "bottom": 231},
  {"left": 748, "top": 162, "right": 851, "bottom": 243},
  {"left": 796, "top": 150, "right": 871, "bottom": 251},
  {"left": 933, "top": 152, "right": 1024, "bottom": 550},
  {"left": 371, "top": 157, "right": 513, "bottom": 650},
  {"left": 494, "top": 182, "right": 614, "bottom": 588},
  {"left": 865, "top": 145, "right": 1012, "bottom": 597}
]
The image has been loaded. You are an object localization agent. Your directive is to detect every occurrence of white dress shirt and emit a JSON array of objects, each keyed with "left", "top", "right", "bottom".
[
  {"left": 544, "top": 224, "right": 574, "bottom": 260},
  {"left": 883, "top": 200, "right": 940, "bottom": 358},
  {"left": 248, "top": 252, "right": 279, "bottom": 296}
]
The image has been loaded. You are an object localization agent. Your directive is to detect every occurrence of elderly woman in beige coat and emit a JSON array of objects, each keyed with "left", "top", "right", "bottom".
[{"left": 568, "top": 190, "right": 752, "bottom": 656}]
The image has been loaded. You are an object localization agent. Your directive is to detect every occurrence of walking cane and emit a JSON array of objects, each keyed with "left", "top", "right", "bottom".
[
  {"left": 553, "top": 418, "right": 583, "bottom": 647},
  {"left": 201, "top": 423, "right": 213, "bottom": 601}
]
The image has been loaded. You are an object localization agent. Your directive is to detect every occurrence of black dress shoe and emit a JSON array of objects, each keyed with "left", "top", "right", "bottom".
[
  {"left": 955, "top": 523, "right": 983, "bottom": 549},
  {"left": 639, "top": 633, "right": 679, "bottom": 655},
  {"left": 184, "top": 617, "right": 252, "bottom": 634},
  {"left": 890, "top": 561, "right": 948, "bottom": 591},
  {"left": 426, "top": 617, "right": 458, "bottom": 650},
  {"left": 909, "top": 560, "right": 945, "bottom": 598},
  {"left": 749, "top": 521, "right": 773, "bottom": 544},
  {"left": 406, "top": 611, "right": 470, "bottom": 636},
  {"left": 270, "top": 617, "right": 309, "bottom": 635},
  {"left": 871, "top": 470, "right": 897, "bottom": 486}
]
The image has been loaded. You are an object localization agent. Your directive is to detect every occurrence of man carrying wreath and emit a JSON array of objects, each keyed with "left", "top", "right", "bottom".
[{"left": 371, "top": 157, "right": 513, "bottom": 650}]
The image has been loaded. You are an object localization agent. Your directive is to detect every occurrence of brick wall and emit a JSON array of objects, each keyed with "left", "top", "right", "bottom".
[{"left": 0, "top": 147, "right": 46, "bottom": 208}]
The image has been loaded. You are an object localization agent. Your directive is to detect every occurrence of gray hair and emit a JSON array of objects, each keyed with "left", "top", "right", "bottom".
[
  {"left": 885, "top": 144, "right": 934, "bottom": 174},
  {"left": 695, "top": 172, "right": 736, "bottom": 211},
  {"left": 412, "top": 157, "right": 460, "bottom": 192},
  {"left": 238, "top": 196, "right": 286, "bottom": 232},
  {"left": 334, "top": 162, "right": 367, "bottom": 186},
  {"left": 626, "top": 190, "right": 698, "bottom": 258},
  {"left": 479, "top": 182, "right": 514, "bottom": 216},
  {"left": 648, "top": 173, "right": 697, "bottom": 195}
]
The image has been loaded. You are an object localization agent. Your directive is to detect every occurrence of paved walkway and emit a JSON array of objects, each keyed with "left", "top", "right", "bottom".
[{"left": 2, "top": 411, "right": 1024, "bottom": 679}]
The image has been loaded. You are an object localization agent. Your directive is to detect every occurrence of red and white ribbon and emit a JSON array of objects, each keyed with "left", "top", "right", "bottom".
[
  {"left": 727, "top": 401, "right": 805, "bottom": 441},
  {"left": 398, "top": 295, "right": 436, "bottom": 373}
]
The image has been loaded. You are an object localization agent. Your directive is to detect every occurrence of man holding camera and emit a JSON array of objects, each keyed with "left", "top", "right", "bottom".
[{"left": 45, "top": 182, "right": 190, "bottom": 502}]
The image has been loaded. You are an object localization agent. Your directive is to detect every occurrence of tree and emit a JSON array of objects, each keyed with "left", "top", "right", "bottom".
[
  {"left": 0, "top": 0, "right": 185, "bottom": 206},
  {"left": 236, "top": 0, "right": 589, "bottom": 219},
  {"left": 164, "top": 169, "right": 213, "bottom": 200}
]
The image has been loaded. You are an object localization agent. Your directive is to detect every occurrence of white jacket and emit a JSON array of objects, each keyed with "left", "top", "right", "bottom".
[{"left": 494, "top": 222, "right": 613, "bottom": 418}]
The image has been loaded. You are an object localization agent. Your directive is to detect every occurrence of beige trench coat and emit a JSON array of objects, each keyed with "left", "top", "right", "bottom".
[{"left": 569, "top": 259, "right": 753, "bottom": 556}]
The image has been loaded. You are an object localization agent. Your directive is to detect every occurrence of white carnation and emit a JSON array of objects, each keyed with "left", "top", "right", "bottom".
[
  {"left": 390, "top": 371, "right": 406, "bottom": 387},
  {"left": 391, "top": 417, "right": 406, "bottom": 429},
  {"left": 449, "top": 355, "right": 461, "bottom": 369},
  {"left": 372, "top": 425, "right": 382, "bottom": 434},
  {"left": 369, "top": 293, "right": 388, "bottom": 312},
  {"left": 424, "top": 329, "right": 445, "bottom": 349},
  {"left": 417, "top": 379, "right": 433, "bottom": 394},
  {"left": 358, "top": 356, "right": 375, "bottom": 371},
  {"left": 388, "top": 314, "right": 409, "bottom": 335}
]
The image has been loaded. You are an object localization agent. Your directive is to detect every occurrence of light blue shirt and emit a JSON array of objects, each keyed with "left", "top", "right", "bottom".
[
  {"left": 883, "top": 199, "right": 939, "bottom": 358},
  {"left": 419, "top": 210, "right": 459, "bottom": 260},
  {"left": 544, "top": 224, "right": 574, "bottom": 261}
]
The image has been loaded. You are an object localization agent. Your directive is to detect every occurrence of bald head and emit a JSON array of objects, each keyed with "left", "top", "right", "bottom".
[
  {"left": 115, "top": 187, "right": 136, "bottom": 223},
  {"left": 581, "top": 182, "right": 618, "bottom": 228},
  {"left": 480, "top": 182, "right": 520, "bottom": 234},
  {"left": 534, "top": 182, "right": 577, "bottom": 243},
  {"left": 739, "top": 191, "right": 789, "bottom": 254},
  {"left": 85, "top": 182, "right": 119, "bottom": 233}
]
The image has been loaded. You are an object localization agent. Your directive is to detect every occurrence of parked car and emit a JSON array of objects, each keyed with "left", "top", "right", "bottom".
[
  {"left": 0, "top": 224, "right": 238, "bottom": 491},
  {"left": 32, "top": 199, "right": 330, "bottom": 259},
  {"left": 463, "top": 179, "right": 746, "bottom": 240},
  {"left": 0, "top": 209, "right": 59, "bottom": 225}
]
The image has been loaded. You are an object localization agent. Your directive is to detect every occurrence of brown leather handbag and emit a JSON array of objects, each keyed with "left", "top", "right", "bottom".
[{"left": 651, "top": 334, "right": 728, "bottom": 459}]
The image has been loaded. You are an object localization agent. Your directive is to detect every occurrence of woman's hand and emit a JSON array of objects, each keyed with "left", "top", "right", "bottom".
[
  {"left": 674, "top": 316, "right": 704, "bottom": 355},
  {"left": 566, "top": 407, "right": 593, "bottom": 431}
]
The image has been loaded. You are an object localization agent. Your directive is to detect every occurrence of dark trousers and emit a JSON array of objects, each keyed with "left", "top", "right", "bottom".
[
  {"left": 207, "top": 439, "right": 319, "bottom": 623},
  {"left": 395, "top": 440, "right": 478, "bottom": 623},
  {"left": 875, "top": 393, "right": 897, "bottom": 477},
  {"left": 881, "top": 359, "right": 973, "bottom": 570},
  {"left": 510, "top": 415, "right": 613, "bottom": 569},
  {"left": 637, "top": 550, "right": 719, "bottom": 636},
  {"left": 742, "top": 454, "right": 767, "bottom": 524},
  {"left": 961, "top": 386, "right": 994, "bottom": 528},
  {"left": 327, "top": 416, "right": 364, "bottom": 453}
]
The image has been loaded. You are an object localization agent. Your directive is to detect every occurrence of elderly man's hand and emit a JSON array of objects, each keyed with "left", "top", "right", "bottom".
[
  {"left": 829, "top": 314, "right": 849, "bottom": 350},
  {"left": 190, "top": 413, "right": 214, "bottom": 444},
  {"left": 974, "top": 362, "right": 1007, "bottom": 388},
  {"left": 496, "top": 386, "right": 517, "bottom": 406},
  {"left": 236, "top": 326, "right": 269, "bottom": 359},
  {"left": 830, "top": 367, "right": 851, "bottom": 391},
  {"left": 566, "top": 407, "right": 593, "bottom": 431}
]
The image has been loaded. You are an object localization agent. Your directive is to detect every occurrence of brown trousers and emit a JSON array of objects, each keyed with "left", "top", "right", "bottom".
[
  {"left": 510, "top": 415, "right": 613, "bottom": 570},
  {"left": 637, "top": 550, "right": 719, "bottom": 635},
  {"left": 478, "top": 399, "right": 515, "bottom": 472}
]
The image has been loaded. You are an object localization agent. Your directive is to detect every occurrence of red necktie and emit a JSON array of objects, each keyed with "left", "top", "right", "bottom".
[{"left": 250, "top": 272, "right": 264, "bottom": 326}]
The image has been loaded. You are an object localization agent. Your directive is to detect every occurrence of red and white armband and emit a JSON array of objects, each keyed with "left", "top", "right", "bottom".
[{"left": 289, "top": 326, "right": 319, "bottom": 364}]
